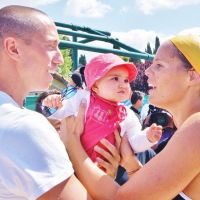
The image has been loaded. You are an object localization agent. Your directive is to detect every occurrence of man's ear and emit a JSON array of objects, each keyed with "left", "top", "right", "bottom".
[
  {"left": 188, "top": 70, "right": 200, "bottom": 86},
  {"left": 3, "top": 37, "right": 20, "bottom": 61}
]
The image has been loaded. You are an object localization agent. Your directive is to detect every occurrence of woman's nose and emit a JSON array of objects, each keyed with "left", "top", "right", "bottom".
[{"left": 145, "top": 65, "right": 152, "bottom": 77}]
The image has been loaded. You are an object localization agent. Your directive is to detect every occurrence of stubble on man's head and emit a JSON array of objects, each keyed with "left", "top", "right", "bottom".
[{"left": 0, "top": 5, "right": 53, "bottom": 48}]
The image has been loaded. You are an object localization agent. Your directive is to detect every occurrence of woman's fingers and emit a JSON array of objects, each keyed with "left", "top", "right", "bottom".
[
  {"left": 96, "top": 157, "right": 116, "bottom": 178},
  {"left": 120, "top": 135, "right": 135, "bottom": 165},
  {"left": 74, "top": 99, "right": 87, "bottom": 136},
  {"left": 114, "top": 129, "right": 121, "bottom": 151},
  {"left": 94, "top": 138, "right": 121, "bottom": 178},
  {"left": 98, "top": 139, "right": 121, "bottom": 162},
  {"left": 94, "top": 144, "right": 119, "bottom": 178},
  {"left": 60, "top": 116, "right": 75, "bottom": 146}
]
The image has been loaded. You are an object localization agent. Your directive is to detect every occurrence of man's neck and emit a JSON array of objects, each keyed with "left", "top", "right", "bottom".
[{"left": 0, "top": 86, "right": 25, "bottom": 108}]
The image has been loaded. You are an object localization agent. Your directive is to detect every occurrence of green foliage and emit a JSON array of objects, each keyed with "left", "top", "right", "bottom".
[
  {"left": 117, "top": 56, "right": 141, "bottom": 64},
  {"left": 79, "top": 54, "right": 87, "bottom": 66},
  {"left": 58, "top": 35, "right": 72, "bottom": 78},
  {"left": 121, "top": 56, "right": 129, "bottom": 62},
  {"left": 129, "top": 57, "right": 141, "bottom": 64},
  {"left": 153, "top": 36, "right": 160, "bottom": 54},
  {"left": 145, "top": 42, "right": 153, "bottom": 54},
  {"left": 145, "top": 36, "right": 160, "bottom": 55}
]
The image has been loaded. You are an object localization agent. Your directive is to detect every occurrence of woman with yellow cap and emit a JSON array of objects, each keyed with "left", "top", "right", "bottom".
[{"left": 62, "top": 34, "right": 200, "bottom": 200}]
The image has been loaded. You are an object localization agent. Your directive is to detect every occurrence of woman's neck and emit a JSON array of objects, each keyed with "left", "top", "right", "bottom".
[{"left": 167, "top": 95, "right": 200, "bottom": 128}]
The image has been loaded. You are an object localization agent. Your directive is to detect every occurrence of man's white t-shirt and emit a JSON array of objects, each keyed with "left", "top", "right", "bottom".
[{"left": 0, "top": 91, "right": 74, "bottom": 200}]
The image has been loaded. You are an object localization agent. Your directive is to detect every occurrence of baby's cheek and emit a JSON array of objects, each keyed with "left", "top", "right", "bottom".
[{"left": 126, "top": 86, "right": 132, "bottom": 99}]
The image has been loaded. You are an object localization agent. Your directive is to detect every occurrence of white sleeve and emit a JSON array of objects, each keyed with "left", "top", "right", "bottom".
[
  {"left": 120, "top": 107, "right": 154, "bottom": 153},
  {"left": 140, "top": 103, "right": 149, "bottom": 123},
  {"left": 0, "top": 111, "right": 74, "bottom": 199},
  {"left": 49, "top": 89, "right": 90, "bottom": 120}
]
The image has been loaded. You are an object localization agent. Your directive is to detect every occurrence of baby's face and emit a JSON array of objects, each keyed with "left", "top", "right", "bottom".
[{"left": 92, "top": 66, "right": 131, "bottom": 103}]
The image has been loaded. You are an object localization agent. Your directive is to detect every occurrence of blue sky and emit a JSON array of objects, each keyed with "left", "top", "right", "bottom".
[{"left": 1, "top": 0, "right": 200, "bottom": 59}]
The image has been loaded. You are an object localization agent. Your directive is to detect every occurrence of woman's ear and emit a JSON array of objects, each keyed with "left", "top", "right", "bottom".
[{"left": 188, "top": 70, "right": 200, "bottom": 86}]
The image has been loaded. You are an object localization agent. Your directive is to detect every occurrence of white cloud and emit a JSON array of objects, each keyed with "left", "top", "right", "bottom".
[
  {"left": 112, "top": 29, "right": 168, "bottom": 52},
  {"left": 178, "top": 27, "right": 200, "bottom": 35},
  {"left": 78, "top": 41, "right": 113, "bottom": 62},
  {"left": 136, "top": 0, "right": 200, "bottom": 15},
  {"left": 0, "top": 0, "right": 59, "bottom": 8},
  {"left": 64, "top": 0, "right": 112, "bottom": 18}
]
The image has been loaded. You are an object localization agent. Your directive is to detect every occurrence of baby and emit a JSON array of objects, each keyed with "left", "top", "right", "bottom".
[{"left": 46, "top": 53, "right": 162, "bottom": 162}]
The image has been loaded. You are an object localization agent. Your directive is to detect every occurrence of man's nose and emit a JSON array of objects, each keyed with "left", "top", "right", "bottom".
[{"left": 54, "top": 49, "right": 64, "bottom": 65}]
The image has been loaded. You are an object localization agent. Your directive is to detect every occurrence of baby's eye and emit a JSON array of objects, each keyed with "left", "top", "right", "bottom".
[
  {"left": 111, "top": 77, "right": 119, "bottom": 81},
  {"left": 124, "top": 79, "right": 129, "bottom": 83}
]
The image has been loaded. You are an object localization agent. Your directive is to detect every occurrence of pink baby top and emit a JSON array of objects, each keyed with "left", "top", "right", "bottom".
[{"left": 81, "top": 92, "right": 127, "bottom": 162}]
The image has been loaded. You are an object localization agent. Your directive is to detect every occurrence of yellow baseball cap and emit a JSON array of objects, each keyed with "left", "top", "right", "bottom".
[{"left": 170, "top": 34, "right": 200, "bottom": 74}]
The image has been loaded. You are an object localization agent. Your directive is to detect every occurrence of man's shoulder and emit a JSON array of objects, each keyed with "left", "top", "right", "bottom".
[{"left": 1, "top": 105, "right": 49, "bottom": 132}]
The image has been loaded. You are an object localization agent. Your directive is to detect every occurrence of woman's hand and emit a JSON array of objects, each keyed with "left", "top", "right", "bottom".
[
  {"left": 47, "top": 118, "right": 61, "bottom": 132},
  {"left": 94, "top": 130, "right": 121, "bottom": 178},
  {"left": 120, "top": 135, "right": 142, "bottom": 175},
  {"left": 59, "top": 99, "right": 86, "bottom": 147}
]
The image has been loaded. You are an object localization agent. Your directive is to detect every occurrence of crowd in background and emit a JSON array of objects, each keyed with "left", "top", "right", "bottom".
[{"left": 130, "top": 60, "right": 152, "bottom": 93}]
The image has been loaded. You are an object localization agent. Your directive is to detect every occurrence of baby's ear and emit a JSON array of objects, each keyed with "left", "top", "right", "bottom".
[{"left": 91, "top": 84, "right": 98, "bottom": 93}]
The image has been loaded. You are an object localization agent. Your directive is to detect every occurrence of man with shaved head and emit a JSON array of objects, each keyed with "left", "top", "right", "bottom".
[{"left": 0, "top": 5, "right": 91, "bottom": 199}]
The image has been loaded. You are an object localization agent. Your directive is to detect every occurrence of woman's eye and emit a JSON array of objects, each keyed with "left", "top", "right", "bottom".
[{"left": 156, "top": 64, "right": 162, "bottom": 69}]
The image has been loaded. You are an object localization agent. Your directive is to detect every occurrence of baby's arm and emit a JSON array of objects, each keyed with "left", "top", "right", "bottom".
[
  {"left": 43, "top": 90, "right": 88, "bottom": 120},
  {"left": 121, "top": 108, "right": 162, "bottom": 153}
]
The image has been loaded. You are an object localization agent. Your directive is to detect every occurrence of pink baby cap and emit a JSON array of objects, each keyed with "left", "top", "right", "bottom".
[{"left": 84, "top": 53, "right": 138, "bottom": 89}]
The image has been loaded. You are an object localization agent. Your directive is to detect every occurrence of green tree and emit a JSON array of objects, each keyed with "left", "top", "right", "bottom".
[
  {"left": 153, "top": 36, "right": 160, "bottom": 54},
  {"left": 129, "top": 57, "right": 141, "bottom": 64},
  {"left": 58, "top": 35, "right": 72, "bottom": 78},
  {"left": 145, "top": 42, "right": 153, "bottom": 54},
  {"left": 79, "top": 54, "right": 87, "bottom": 66},
  {"left": 121, "top": 56, "right": 129, "bottom": 62}
]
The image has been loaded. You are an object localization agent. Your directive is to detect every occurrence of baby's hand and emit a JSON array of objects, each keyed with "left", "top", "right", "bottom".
[
  {"left": 146, "top": 123, "right": 162, "bottom": 143},
  {"left": 43, "top": 94, "right": 62, "bottom": 109}
]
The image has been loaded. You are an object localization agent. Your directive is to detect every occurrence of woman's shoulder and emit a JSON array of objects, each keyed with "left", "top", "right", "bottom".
[
  {"left": 180, "top": 112, "right": 200, "bottom": 134},
  {"left": 174, "top": 112, "right": 200, "bottom": 148}
]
